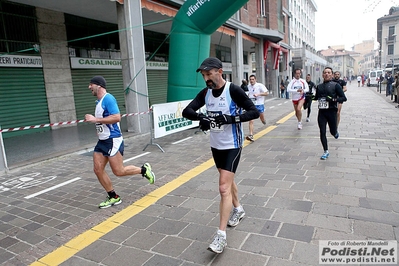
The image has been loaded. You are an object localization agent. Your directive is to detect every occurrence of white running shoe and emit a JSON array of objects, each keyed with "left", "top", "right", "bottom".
[
  {"left": 297, "top": 122, "right": 302, "bottom": 130},
  {"left": 306, "top": 117, "right": 310, "bottom": 122},
  {"left": 228, "top": 208, "right": 245, "bottom": 227},
  {"left": 207, "top": 232, "right": 227, "bottom": 254}
]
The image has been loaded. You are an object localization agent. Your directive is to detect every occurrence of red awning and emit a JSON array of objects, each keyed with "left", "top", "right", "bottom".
[
  {"left": 264, "top": 40, "right": 289, "bottom": 70},
  {"left": 141, "top": 0, "right": 178, "bottom": 17}
]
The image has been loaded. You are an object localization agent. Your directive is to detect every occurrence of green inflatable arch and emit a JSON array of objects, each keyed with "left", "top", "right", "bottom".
[{"left": 167, "top": 0, "right": 249, "bottom": 102}]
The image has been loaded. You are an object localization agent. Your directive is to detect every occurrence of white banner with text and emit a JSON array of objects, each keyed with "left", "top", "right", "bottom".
[
  {"left": 152, "top": 100, "right": 205, "bottom": 139},
  {"left": 319, "top": 240, "right": 397, "bottom": 264}
]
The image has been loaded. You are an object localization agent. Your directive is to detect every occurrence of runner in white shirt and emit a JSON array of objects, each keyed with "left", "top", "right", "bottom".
[
  {"left": 245, "top": 75, "right": 268, "bottom": 142},
  {"left": 182, "top": 57, "right": 259, "bottom": 254},
  {"left": 286, "top": 69, "right": 309, "bottom": 130}
]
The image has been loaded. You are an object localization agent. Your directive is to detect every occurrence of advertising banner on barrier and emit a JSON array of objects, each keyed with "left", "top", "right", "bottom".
[{"left": 152, "top": 100, "right": 203, "bottom": 139}]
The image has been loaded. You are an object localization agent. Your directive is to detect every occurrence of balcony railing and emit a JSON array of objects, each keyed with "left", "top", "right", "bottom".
[
  {"left": 69, "top": 47, "right": 121, "bottom": 59},
  {"left": 386, "top": 35, "right": 396, "bottom": 44}
]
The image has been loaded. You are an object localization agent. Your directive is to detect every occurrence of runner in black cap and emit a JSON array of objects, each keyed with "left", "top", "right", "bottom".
[{"left": 183, "top": 57, "right": 259, "bottom": 253}]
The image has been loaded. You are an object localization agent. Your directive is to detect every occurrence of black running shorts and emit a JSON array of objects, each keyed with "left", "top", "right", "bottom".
[{"left": 211, "top": 147, "right": 242, "bottom": 173}]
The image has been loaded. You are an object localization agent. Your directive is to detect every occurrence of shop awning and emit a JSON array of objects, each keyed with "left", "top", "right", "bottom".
[
  {"left": 264, "top": 40, "right": 289, "bottom": 70},
  {"left": 141, "top": 0, "right": 178, "bottom": 17}
]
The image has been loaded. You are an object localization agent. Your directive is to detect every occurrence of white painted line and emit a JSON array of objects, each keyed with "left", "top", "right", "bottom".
[
  {"left": 269, "top": 106, "right": 275, "bottom": 109},
  {"left": 75, "top": 148, "right": 94, "bottom": 155},
  {"left": 172, "top": 137, "right": 193, "bottom": 144},
  {"left": 277, "top": 103, "right": 283, "bottom": 106},
  {"left": 123, "top": 152, "right": 151, "bottom": 163},
  {"left": 24, "top": 177, "right": 81, "bottom": 199}
]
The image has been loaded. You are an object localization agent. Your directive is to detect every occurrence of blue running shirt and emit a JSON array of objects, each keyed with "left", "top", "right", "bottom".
[{"left": 95, "top": 93, "right": 122, "bottom": 140}]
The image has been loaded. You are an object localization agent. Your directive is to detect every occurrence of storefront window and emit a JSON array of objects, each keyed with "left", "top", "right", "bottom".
[
  {"left": 216, "top": 45, "right": 232, "bottom": 63},
  {"left": 65, "top": 14, "right": 119, "bottom": 58},
  {"left": 0, "top": 1, "right": 38, "bottom": 55}
]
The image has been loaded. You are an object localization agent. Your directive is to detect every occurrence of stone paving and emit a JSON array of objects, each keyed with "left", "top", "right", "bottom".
[{"left": 0, "top": 81, "right": 399, "bottom": 265}]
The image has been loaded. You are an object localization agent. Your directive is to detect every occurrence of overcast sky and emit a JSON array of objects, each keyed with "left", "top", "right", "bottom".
[{"left": 314, "top": 0, "right": 398, "bottom": 51}]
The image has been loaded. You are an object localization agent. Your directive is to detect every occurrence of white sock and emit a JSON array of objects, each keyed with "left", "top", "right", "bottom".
[
  {"left": 217, "top": 229, "right": 226, "bottom": 238},
  {"left": 235, "top": 205, "right": 243, "bottom": 212}
]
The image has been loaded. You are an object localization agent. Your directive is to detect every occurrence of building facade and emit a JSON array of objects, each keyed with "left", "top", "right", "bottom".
[
  {"left": 377, "top": 6, "right": 399, "bottom": 72},
  {"left": 289, "top": 0, "right": 327, "bottom": 82},
  {"left": 0, "top": 0, "right": 296, "bottom": 138},
  {"left": 319, "top": 47, "right": 356, "bottom": 78},
  {"left": 350, "top": 40, "right": 375, "bottom": 76}
]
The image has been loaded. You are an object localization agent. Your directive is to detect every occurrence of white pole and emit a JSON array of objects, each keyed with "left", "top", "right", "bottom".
[{"left": 0, "top": 127, "right": 9, "bottom": 172}]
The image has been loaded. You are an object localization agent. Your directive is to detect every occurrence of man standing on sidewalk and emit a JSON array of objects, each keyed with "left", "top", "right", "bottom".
[
  {"left": 182, "top": 57, "right": 259, "bottom": 254},
  {"left": 286, "top": 69, "right": 309, "bottom": 130},
  {"left": 284, "top": 76, "right": 290, "bottom": 99},
  {"left": 245, "top": 74, "right": 269, "bottom": 142},
  {"left": 85, "top": 76, "right": 155, "bottom": 209},
  {"left": 385, "top": 72, "right": 394, "bottom": 97},
  {"left": 314, "top": 68, "right": 347, "bottom": 160}
]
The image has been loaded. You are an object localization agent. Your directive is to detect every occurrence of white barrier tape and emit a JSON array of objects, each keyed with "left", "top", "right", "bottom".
[{"left": 0, "top": 109, "right": 152, "bottom": 133}]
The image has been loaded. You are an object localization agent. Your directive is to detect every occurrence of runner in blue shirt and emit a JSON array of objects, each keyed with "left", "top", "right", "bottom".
[{"left": 85, "top": 76, "right": 155, "bottom": 208}]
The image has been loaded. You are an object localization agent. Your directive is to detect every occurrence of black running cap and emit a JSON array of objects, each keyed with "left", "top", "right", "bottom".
[
  {"left": 90, "top": 76, "right": 106, "bottom": 88},
  {"left": 196, "top": 57, "right": 223, "bottom": 72}
]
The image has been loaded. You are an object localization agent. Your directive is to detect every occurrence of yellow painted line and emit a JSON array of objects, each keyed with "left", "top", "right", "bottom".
[
  {"left": 31, "top": 118, "right": 289, "bottom": 266},
  {"left": 32, "top": 109, "right": 396, "bottom": 265},
  {"left": 276, "top": 111, "right": 295, "bottom": 124},
  {"left": 254, "top": 125, "right": 278, "bottom": 139},
  {"left": 32, "top": 160, "right": 216, "bottom": 265}
]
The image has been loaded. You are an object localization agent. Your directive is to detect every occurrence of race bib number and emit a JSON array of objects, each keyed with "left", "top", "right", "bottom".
[
  {"left": 294, "top": 86, "right": 302, "bottom": 91},
  {"left": 250, "top": 97, "right": 256, "bottom": 104},
  {"left": 210, "top": 121, "right": 224, "bottom": 132},
  {"left": 207, "top": 110, "right": 224, "bottom": 132},
  {"left": 95, "top": 123, "right": 104, "bottom": 134},
  {"left": 318, "top": 98, "right": 329, "bottom": 109}
]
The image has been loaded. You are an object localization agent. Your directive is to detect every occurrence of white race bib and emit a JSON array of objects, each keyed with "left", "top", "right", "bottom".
[
  {"left": 318, "top": 98, "right": 329, "bottom": 109},
  {"left": 207, "top": 111, "right": 224, "bottom": 132},
  {"left": 210, "top": 120, "right": 224, "bottom": 132},
  {"left": 95, "top": 123, "right": 104, "bottom": 134}
]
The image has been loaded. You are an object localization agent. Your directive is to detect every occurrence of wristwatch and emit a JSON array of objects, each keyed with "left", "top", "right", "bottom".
[{"left": 235, "top": 116, "right": 241, "bottom": 123}]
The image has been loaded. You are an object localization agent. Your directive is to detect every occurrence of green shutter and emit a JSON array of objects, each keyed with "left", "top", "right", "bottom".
[
  {"left": 147, "top": 70, "right": 168, "bottom": 106},
  {"left": 0, "top": 68, "right": 49, "bottom": 138},
  {"left": 71, "top": 69, "right": 126, "bottom": 119}
]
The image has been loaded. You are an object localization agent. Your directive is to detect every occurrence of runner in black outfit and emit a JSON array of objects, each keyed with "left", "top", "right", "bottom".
[
  {"left": 314, "top": 67, "right": 347, "bottom": 160},
  {"left": 332, "top": 71, "right": 347, "bottom": 129},
  {"left": 304, "top": 74, "right": 316, "bottom": 122}
]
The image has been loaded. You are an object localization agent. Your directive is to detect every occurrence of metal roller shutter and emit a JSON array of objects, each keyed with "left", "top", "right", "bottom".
[
  {"left": 71, "top": 69, "right": 126, "bottom": 119},
  {"left": 147, "top": 70, "right": 168, "bottom": 106},
  {"left": 0, "top": 68, "right": 49, "bottom": 138}
]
